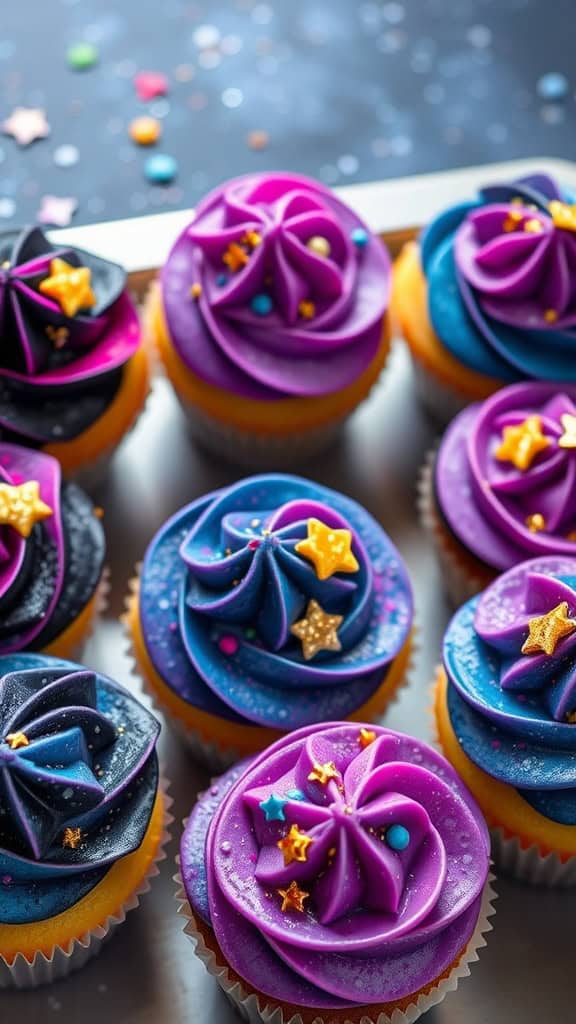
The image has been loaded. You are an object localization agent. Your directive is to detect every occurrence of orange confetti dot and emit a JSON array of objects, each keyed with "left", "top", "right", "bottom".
[
  {"left": 129, "top": 116, "right": 162, "bottom": 146},
  {"left": 247, "top": 130, "right": 269, "bottom": 151}
]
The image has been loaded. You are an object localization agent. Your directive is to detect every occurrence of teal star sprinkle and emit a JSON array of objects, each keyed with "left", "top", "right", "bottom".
[{"left": 259, "top": 793, "right": 287, "bottom": 822}]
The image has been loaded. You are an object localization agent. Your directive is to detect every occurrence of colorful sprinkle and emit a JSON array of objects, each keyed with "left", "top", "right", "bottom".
[
  {"left": 298, "top": 300, "right": 315, "bottom": 320},
  {"left": 130, "top": 116, "right": 162, "bottom": 146},
  {"left": 144, "top": 153, "right": 178, "bottom": 184},
  {"left": 259, "top": 793, "right": 287, "bottom": 822},
  {"left": 251, "top": 293, "right": 273, "bottom": 316},
  {"left": 537, "top": 72, "right": 569, "bottom": 102},
  {"left": 285, "top": 788, "right": 306, "bottom": 801},
  {"left": 306, "top": 235, "right": 331, "bottom": 257},
  {"left": 134, "top": 71, "right": 169, "bottom": 102},
  {"left": 190, "top": 282, "right": 202, "bottom": 299},
  {"left": 216, "top": 273, "right": 228, "bottom": 287},
  {"left": 247, "top": 129, "right": 269, "bottom": 150},
  {"left": 277, "top": 880, "right": 309, "bottom": 913},
  {"left": 386, "top": 824, "right": 410, "bottom": 851},
  {"left": 218, "top": 635, "right": 239, "bottom": 656},
  {"left": 67, "top": 43, "right": 99, "bottom": 71},
  {"left": 351, "top": 226, "right": 369, "bottom": 248}
]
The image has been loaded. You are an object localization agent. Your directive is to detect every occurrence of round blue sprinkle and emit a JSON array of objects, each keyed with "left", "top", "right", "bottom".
[
  {"left": 351, "top": 226, "right": 369, "bottom": 248},
  {"left": 216, "top": 273, "right": 228, "bottom": 287},
  {"left": 285, "top": 788, "right": 306, "bottom": 802},
  {"left": 537, "top": 72, "right": 569, "bottom": 102},
  {"left": 251, "top": 293, "right": 273, "bottom": 316},
  {"left": 386, "top": 824, "right": 410, "bottom": 851},
  {"left": 144, "top": 153, "right": 178, "bottom": 185}
]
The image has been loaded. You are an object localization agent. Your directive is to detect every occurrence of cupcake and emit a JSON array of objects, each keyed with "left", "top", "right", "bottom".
[
  {"left": 0, "top": 442, "right": 106, "bottom": 658},
  {"left": 0, "top": 653, "right": 169, "bottom": 987},
  {"left": 177, "top": 721, "right": 494, "bottom": 1024},
  {"left": 0, "top": 225, "right": 148, "bottom": 483},
  {"left": 420, "top": 381, "right": 576, "bottom": 604},
  {"left": 435, "top": 555, "right": 576, "bottom": 884},
  {"left": 145, "top": 172, "right": 390, "bottom": 466},
  {"left": 394, "top": 171, "right": 576, "bottom": 422},
  {"left": 126, "top": 474, "right": 414, "bottom": 762}
]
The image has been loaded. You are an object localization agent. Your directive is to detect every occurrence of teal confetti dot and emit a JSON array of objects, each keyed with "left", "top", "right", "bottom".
[
  {"left": 386, "top": 824, "right": 410, "bottom": 851},
  {"left": 144, "top": 153, "right": 178, "bottom": 185},
  {"left": 67, "top": 43, "right": 99, "bottom": 71},
  {"left": 216, "top": 273, "right": 228, "bottom": 286},
  {"left": 285, "top": 788, "right": 306, "bottom": 802},
  {"left": 537, "top": 72, "right": 569, "bottom": 102},
  {"left": 251, "top": 293, "right": 273, "bottom": 316},
  {"left": 351, "top": 226, "right": 369, "bottom": 248}
]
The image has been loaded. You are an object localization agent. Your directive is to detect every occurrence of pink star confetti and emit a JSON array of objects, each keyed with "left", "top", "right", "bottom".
[
  {"left": 2, "top": 107, "right": 50, "bottom": 146},
  {"left": 134, "top": 71, "right": 169, "bottom": 101},
  {"left": 37, "top": 195, "right": 78, "bottom": 228}
]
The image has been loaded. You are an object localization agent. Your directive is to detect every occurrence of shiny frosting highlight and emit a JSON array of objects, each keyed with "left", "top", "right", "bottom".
[
  {"left": 422, "top": 172, "right": 576, "bottom": 381},
  {"left": 161, "top": 172, "right": 390, "bottom": 399},
  {"left": 139, "top": 475, "right": 413, "bottom": 730},
  {"left": 435, "top": 382, "right": 576, "bottom": 570},
  {"left": 182, "top": 722, "right": 489, "bottom": 1007},
  {"left": 0, "top": 655, "right": 160, "bottom": 925},
  {"left": 443, "top": 556, "right": 576, "bottom": 824}
]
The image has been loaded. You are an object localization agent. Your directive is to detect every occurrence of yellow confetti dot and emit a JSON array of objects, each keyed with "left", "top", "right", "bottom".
[{"left": 129, "top": 116, "right": 162, "bottom": 146}]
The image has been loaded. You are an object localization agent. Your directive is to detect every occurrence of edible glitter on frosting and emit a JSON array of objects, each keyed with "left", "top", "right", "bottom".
[
  {"left": 434, "top": 382, "right": 576, "bottom": 571},
  {"left": 0, "top": 653, "right": 160, "bottom": 926},
  {"left": 160, "top": 172, "right": 390, "bottom": 400},
  {"left": 180, "top": 722, "right": 489, "bottom": 1007},
  {"left": 139, "top": 474, "right": 413, "bottom": 731},
  {"left": 443, "top": 556, "right": 576, "bottom": 825},
  {"left": 421, "top": 172, "right": 576, "bottom": 382}
]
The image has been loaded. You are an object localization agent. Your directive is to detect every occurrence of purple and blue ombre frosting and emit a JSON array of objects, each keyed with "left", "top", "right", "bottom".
[
  {"left": 0, "top": 655, "right": 160, "bottom": 925},
  {"left": 160, "top": 172, "right": 390, "bottom": 399},
  {"left": 0, "top": 444, "right": 105, "bottom": 652},
  {"left": 444, "top": 557, "right": 576, "bottom": 825},
  {"left": 181, "top": 722, "right": 490, "bottom": 1007},
  {"left": 435, "top": 382, "right": 576, "bottom": 570},
  {"left": 138, "top": 475, "right": 413, "bottom": 730},
  {"left": 0, "top": 226, "right": 140, "bottom": 445},
  {"left": 421, "top": 172, "right": 576, "bottom": 382}
]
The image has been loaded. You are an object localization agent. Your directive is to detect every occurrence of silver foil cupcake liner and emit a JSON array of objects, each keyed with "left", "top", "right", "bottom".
[{"left": 490, "top": 829, "right": 576, "bottom": 886}]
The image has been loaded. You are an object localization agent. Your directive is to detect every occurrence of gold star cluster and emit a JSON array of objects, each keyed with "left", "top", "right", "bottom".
[
  {"left": 290, "top": 599, "right": 342, "bottom": 661},
  {"left": 0, "top": 480, "right": 53, "bottom": 538},
  {"left": 39, "top": 258, "right": 96, "bottom": 317},
  {"left": 521, "top": 601, "right": 576, "bottom": 656}
]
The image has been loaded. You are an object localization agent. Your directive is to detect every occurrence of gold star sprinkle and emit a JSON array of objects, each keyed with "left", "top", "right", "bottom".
[
  {"left": 559, "top": 413, "right": 576, "bottom": 449},
  {"left": 308, "top": 761, "right": 339, "bottom": 786},
  {"left": 566, "top": 531, "right": 576, "bottom": 543},
  {"left": 277, "top": 824, "right": 314, "bottom": 866},
  {"left": 242, "top": 230, "right": 262, "bottom": 249},
  {"left": 502, "top": 209, "right": 523, "bottom": 232},
  {"left": 290, "top": 599, "right": 343, "bottom": 660},
  {"left": 39, "top": 258, "right": 96, "bottom": 317},
  {"left": 525, "top": 513, "right": 546, "bottom": 533},
  {"left": 277, "top": 880, "right": 309, "bottom": 913},
  {"left": 295, "top": 518, "right": 359, "bottom": 581},
  {"left": 524, "top": 218, "right": 544, "bottom": 233},
  {"left": 298, "top": 300, "right": 315, "bottom": 320},
  {"left": 549, "top": 200, "right": 576, "bottom": 233},
  {"left": 223, "top": 242, "right": 250, "bottom": 273},
  {"left": 495, "top": 415, "right": 550, "bottom": 471},
  {"left": 544, "top": 309, "right": 558, "bottom": 323},
  {"left": 45, "top": 324, "right": 69, "bottom": 349},
  {"left": 521, "top": 602, "right": 576, "bottom": 656},
  {"left": 0, "top": 481, "right": 53, "bottom": 538},
  {"left": 5, "top": 732, "right": 29, "bottom": 750},
  {"left": 358, "top": 728, "right": 377, "bottom": 749},
  {"left": 62, "top": 827, "right": 82, "bottom": 850},
  {"left": 189, "top": 282, "right": 202, "bottom": 299}
]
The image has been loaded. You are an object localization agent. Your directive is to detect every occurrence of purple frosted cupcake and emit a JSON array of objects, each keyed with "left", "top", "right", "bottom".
[
  {"left": 146, "top": 172, "right": 391, "bottom": 465},
  {"left": 420, "top": 381, "right": 576, "bottom": 603},
  {"left": 178, "top": 721, "right": 494, "bottom": 1024}
]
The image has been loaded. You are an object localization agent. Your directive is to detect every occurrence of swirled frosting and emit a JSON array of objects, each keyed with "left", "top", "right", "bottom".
[
  {"left": 443, "top": 556, "right": 576, "bottom": 825},
  {"left": 435, "top": 382, "right": 576, "bottom": 570},
  {"left": 160, "top": 172, "right": 389, "bottom": 399},
  {"left": 0, "top": 654, "right": 160, "bottom": 925},
  {"left": 181, "top": 722, "right": 489, "bottom": 1007},
  {"left": 0, "top": 443, "right": 105, "bottom": 653},
  {"left": 0, "top": 226, "right": 140, "bottom": 444},
  {"left": 139, "top": 475, "right": 413, "bottom": 730},
  {"left": 421, "top": 172, "right": 576, "bottom": 382}
]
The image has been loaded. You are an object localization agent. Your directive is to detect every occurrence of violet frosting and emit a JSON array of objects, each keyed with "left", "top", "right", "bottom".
[
  {"left": 139, "top": 475, "right": 413, "bottom": 730},
  {"left": 160, "top": 172, "right": 390, "bottom": 399},
  {"left": 421, "top": 172, "right": 576, "bottom": 381},
  {"left": 435, "top": 382, "right": 576, "bottom": 571},
  {"left": 444, "top": 556, "right": 576, "bottom": 825},
  {"left": 0, "top": 226, "right": 141, "bottom": 444},
  {"left": 0, "top": 654, "right": 160, "bottom": 925},
  {"left": 181, "top": 722, "right": 490, "bottom": 1007},
  {"left": 0, "top": 443, "right": 105, "bottom": 652}
]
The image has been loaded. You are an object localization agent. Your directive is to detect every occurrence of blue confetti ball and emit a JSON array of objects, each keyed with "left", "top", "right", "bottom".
[
  {"left": 386, "top": 824, "right": 410, "bottom": 851},
  {"left": 251, "top": 293, "right": 273, "bottom": 316},
  {"left": 537, "top": 72, "right": 569, "bottom": 102},
  {"left": 285, "top": 788, "right": 306, "bottom": 802},
  {"left": 351, "top": 226, "right": 369, "bottom": 248},
  {"left": 216, "top": 273, "right": 228, "bottom": 287},
  {"left": 144, "top": 153, "right": 178, "bottom": 185}
]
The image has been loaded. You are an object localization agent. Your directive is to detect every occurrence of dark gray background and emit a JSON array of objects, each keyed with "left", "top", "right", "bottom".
[{"left": 0, "top": 0, "right": 575, "bottom": 227}]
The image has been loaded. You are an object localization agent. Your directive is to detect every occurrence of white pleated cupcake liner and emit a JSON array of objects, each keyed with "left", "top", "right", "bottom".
[
  {"left": 0, "top": 777, "right": 173, "bottom": 990},
  {"left": 409, "top": 354, "right": 471, "bottom": 427},
  {"left": 174, "top": 868, "right": 496, "bottom": 1024},
  {"left": 490, "top": 829, "right": 576, "bottom": 886},
  {"left": 417, "top": 452, "right": 490, "bottom": 606},
  {"left": 123, "top": 568, "right": 419, "bottom": 771}
]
